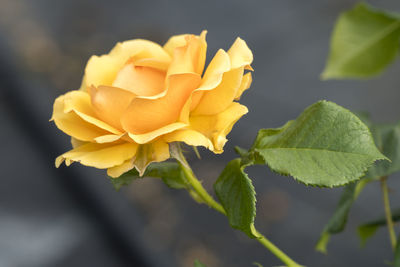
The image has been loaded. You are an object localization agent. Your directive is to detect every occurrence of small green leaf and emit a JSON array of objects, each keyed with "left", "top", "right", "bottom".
[
  {"left": 214, "top": 159, "right": 258, "bottom": 238},
  {"left": 357, "top": 208, "right": 400, "bottom": 246},
  {"left": 194, "top": 259, "right": 206, "bottom": 267},
  {"left": 315, "top": 179, "right": 371, "bottom": 253},
  {"left": 394, "top": 232, "right": 400, "bottom": 267},
  {"left": 251, "top": 101, "right": 387, "bottom": 187},
  {"left": 109, "top": 162, "right": 189, "bottom": 190},
  {"left": 322, "top": 3, "right": 400, "bottom": 79}
]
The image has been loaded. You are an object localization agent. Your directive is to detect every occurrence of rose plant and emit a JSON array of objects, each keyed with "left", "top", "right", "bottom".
[{"left": 51, "top": 31, "right": 388, "bottom": 266}]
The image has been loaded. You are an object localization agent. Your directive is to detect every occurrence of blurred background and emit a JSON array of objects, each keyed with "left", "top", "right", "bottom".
[{"left": 1, "top": 0, "right": 400, "bottom": 266}]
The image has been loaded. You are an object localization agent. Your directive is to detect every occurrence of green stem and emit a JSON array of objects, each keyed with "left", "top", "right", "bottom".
[
  {"left": 380, "top": 176, "right": 397, "bottom": 250},
  {"left": 177, "top": 153, "right": 303, "bottom": 267}
]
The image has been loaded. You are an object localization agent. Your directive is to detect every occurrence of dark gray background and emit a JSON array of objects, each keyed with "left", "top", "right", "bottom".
[{"left": 1, "top": 0, "right": 400, "bottom": 266}]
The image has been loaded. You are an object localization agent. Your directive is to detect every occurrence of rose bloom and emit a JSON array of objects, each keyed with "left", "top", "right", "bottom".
[{"left": 51, "top": 31, "right": 253, "bottom": 177}]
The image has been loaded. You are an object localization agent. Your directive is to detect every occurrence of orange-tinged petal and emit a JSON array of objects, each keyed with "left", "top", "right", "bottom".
[
  {"left": 191, "top": 38, "right": 253, "bottom": 115},
  {"left": 189, "top": 102, "right": 248, "bottom": 153},
  {"left": 51, "top": 91, "right": 119, "bottom": 141},
  {"left": 196, "top": 49, "right": 231, "bottom": 91},
  {"left": 164, "top": 129, "right": 213, "bottom": 150},
  {"left": 188, "top": 49, "right": 231, "bottom": 111},
  {"left": 167, "top": 31, "right": 207, "bottom": 76},
  {"left": 55, "top": 142, "right": 139, "bottom": 169},
  {"left": 88, "top": 86, "right": 135, "bottom": 131},
  {"left": 192, "top": 67, "right": 244, "bottom": 115},
  {"left": 121, "top": 73, "right": 201, "bottom": 134},
  {"left": 81, "top": 39, "right": 171, "bottom": 90},
  {"left": 235, "top": 72, "right": 252, "bottom": 100},
  {"left": 112, "top": 64, "right": 165, "bottom": 97},
  {"left": 62, "top": 90, "right": 122, "bottom": 134}
]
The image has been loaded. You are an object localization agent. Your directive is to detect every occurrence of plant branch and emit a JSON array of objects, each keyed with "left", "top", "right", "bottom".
[
  {"left": 177, "top": 151, "right": 303, "bottom": 267},
  {"left": 380, "top": 176, "right": 397, "bottom": 250}
]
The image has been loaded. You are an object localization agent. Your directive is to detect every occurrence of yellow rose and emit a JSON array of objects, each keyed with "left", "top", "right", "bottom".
[{"left": 51, "top": 31, "right": 253, "bottom": 177}]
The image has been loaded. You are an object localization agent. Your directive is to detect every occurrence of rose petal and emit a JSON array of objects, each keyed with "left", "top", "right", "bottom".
[
  {"left": 121, "top": 73, "right": 201, "bottom": 134},
  {"left": 191, "top": 38, "right": 253, "bottom": 115},
  {"left": 51, "top": 91, "right": 120, "bottom": 141},
  {"left": 192, "top": 67, "right": 244, "bottom": 115},
  {"left": 55, "top": 142, "right": 139, "bottom": 169},
  {"left": 128, "top": 122, "right": 187, "bottom": 144},
  {"left": 81, "top": 39, "right": 171, "bottom": 90},
  {"left": 132, "top": 139, "right": 170, "bottom": 175},
  {"left": 107, "top": 159, "right": 135, "bottom": 178},
  {"left": 94, "top": 133, "right": 126, "bottom": 143},
  {"left": 235, "top": 72, "right": 252, "bottom": 100},
  {"left": 167, "top": 31, "right": 207, "bottom": 76},
  {"left": 112, "top": 64, "right": 165, "bottom": 97},
  {"left": 227, "top": 37, "right": 253, "bottom": 69},
  {"left": 189, "top": 102, "right": 248, "bottom": 153},
  {"left": 164, "top": 129, "right": 213, "bottom": 150},
  {"left": 88, "top": 86, "right": 135, "bottom": 131},
  {"left": 62, "top": 90, "right": 122, "bottom": 134}
]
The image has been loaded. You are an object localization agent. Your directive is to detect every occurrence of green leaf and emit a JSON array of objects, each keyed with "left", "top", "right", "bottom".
[
  {"left": 194, "top": 260, "right": 206, "bottom": 267},
  {"left": 315, "top": 179, "right": 371, "bottom": 253},
  {"left": 251, "top": 101, "right": 387, "bottom": 187},
  {"left": 364, "top": 122, "right": 400, "bottom": 179},
  {"left": 394, "top": 232, "right": 400, "bottom": 267},
  {"left": 109, "top": 168, "right": 141, "bottom": 191},
  {"left": 109, "top": 162, "right": 189, "bottom": 191},
  {"left": 316, "top": 115, "right": 400, "bottom": 252},
  {"left": 357, "top": 208, "right": 400, "bottom": 246},
  {"left": 322, "top": 3, "right": 400, "bottom": 79},
  {"left": 214, "top": 159, "right": 258, "bottom": 238}
]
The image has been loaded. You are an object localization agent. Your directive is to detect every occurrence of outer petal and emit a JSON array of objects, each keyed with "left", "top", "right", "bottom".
[
  {"left": 128, "top": 122, "right": 187, "bottom": 144},
  {"left": 81, "top": 39, "right": 171, "bottom": 90},
  {"left": 192, "top": 67, "right": 244, "bottom": 115},
  {"left": 55, "top": 142, "right": 139, "bottom": 169},
  {"left": 192, "top": 38, "right": 253, "bottom": 115},
  {"left": 227, "top": 37, "right": 253, "bottom": 69},
  {"left": 88, "top": 86, "right": 135, "bottom": 130},
  {"left": 121, "top": 73, "right": 201, "bottom": 134},
  {"left": 166, "top": 31, "right": 207, "bottom": 76},
  {"left": 51, "top": 91, "right": 120, "bottom": 142},
  {"left": 235, "top": 72, "right": 252, "bottom": 100},
  {"left": 132, "top": 139, "right": 170, "bottom": 175},
  {"left": 163, "top": 34, "right": 189, "bottom": 56},
  {"left": 62, "top": 90, "right": 122, "bottom": 134},
  {"left": 189, "top": 103, "right": 248, "bottom": 153},
  {"left": 185, "top": 49, "right": 231, "bottom": 112},
  {"left": 107, "top": 159, "right": 135, "bottom": 178},
  {"left": 164, "top": 129, "right": 213, "bottom": 150},
  {"left": 195, "top": 49, "right": 230, "bottom": 91}
]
